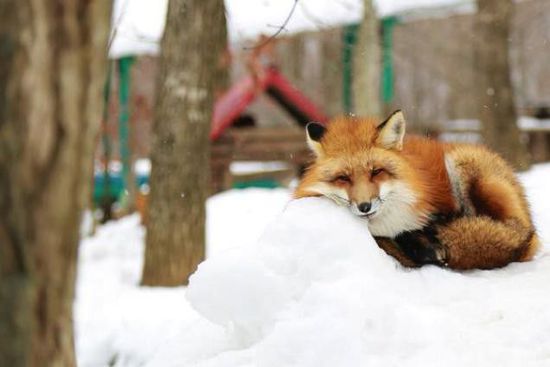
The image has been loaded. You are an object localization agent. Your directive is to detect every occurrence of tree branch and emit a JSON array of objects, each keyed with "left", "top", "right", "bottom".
[{"left": 243, "top": 0, "right": 300, "bottom": 50}]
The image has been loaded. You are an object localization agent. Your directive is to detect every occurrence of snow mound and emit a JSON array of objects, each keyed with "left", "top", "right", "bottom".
[
  {"left": 206, "top": 188, "right": 290, "bottom": 257},
  {"left": 186, "top": 198, "right": 550, "bottom": 367}
]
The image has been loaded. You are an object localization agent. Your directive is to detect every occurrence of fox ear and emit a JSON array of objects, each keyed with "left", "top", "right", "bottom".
[
  {"left": 305, "top": 122, "right": 326, "bottom": 157},
  {"left": 376, "top": 110, "right": 406, "bottom": 150}
]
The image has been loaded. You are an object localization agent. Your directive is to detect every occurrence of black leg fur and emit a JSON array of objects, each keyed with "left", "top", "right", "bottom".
[{"left": 393, "top": 227, "right": 447, "bottom": 266}]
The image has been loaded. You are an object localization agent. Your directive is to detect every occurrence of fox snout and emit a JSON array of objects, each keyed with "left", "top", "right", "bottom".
[
  {"left": 350, "top": 199, "right": 380, "bottom": 218},
  {"left": 357, "top": 202, "right": 371, "bottom": 213}
]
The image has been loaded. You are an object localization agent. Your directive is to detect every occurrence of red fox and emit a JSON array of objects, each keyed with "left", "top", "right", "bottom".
[{"left": 295, "top": 110, "right": 540, "bottom": 270}]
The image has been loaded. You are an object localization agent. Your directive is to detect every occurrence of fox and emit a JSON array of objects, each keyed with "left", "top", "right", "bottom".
[{"left": 294, "top": 110, "right": 540, "bottom": 270}]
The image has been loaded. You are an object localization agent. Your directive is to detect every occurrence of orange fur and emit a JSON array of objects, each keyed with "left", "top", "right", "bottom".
[{"left": 295, "top": 113, "right": 539, "bottom": 270}]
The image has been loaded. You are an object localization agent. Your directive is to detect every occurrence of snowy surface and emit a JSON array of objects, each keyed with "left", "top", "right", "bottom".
[
  {"left": 440, "top": 117, "right": 550, "bottom": 143},
  {"left": 109, "top": 0, "right": 169, "bottom": 58},
  {"left": 229, "top": 161, "right": 291, "bottom": 175},
  {"left": 446, "top": 117, "right": 550, "bottom": 131},
  {"left": 76, "top": 164, "right": 550, "bottom": 367},
  {"left": 109, "top": 0, "right": 473, "bottom": 58},
  {"left": 116, "top": 159, "right": 292, "bottom": 177}
]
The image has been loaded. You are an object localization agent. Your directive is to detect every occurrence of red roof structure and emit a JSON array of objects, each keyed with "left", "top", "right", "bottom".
[{"left": 210, "top": 65, "right": 328, "bottom": 140}]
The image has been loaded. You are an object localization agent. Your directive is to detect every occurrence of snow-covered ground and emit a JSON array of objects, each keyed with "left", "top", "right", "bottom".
[{"left": 75, "top": 165, "right": 550, "bottom": 367}]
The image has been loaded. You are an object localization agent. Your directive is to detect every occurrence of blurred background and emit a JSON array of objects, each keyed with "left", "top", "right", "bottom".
[
  {"left": 99, "top": 0, "right": 550, "bottom": 220},
  {"left": 1, "top": 0, "right": 550, "bottom": 366}
]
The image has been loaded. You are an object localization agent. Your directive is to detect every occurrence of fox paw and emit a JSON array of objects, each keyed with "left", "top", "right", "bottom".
[
  {"left": 394, "top": 231, "right": 448, "bottom": 266},
  {"left": 419, "top": 242, "right": 448, "bottom": 266}
]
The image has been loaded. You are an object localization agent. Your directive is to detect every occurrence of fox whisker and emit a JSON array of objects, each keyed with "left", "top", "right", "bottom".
[{"left": 328, "top": 194, "right": 350, "bottom": 206}]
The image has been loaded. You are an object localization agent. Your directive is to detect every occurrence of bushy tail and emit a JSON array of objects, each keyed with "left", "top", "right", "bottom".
[{"left": 437, "top": 216, "right": 537, "bottom": 270}]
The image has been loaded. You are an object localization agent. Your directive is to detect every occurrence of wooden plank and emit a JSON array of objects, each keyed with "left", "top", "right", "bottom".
[
  {"left": 230, "top": 152, "right": 312, "bottom": 164},
  {"left": 226, "top": 128, "right": 306, "bottom": 143}
]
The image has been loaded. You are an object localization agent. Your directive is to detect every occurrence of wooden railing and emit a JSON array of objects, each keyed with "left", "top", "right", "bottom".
[{"left": 210, "top": 127, "right": 311, "bottom": 193}]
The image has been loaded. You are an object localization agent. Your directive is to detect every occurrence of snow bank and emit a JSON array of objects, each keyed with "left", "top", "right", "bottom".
[
  {"left": 76, "top": 165, "right": 550, "bottom": 367},
  {"left": 521, "top": 164, "right": 550, "bottom": 245},
  {"left": 206, "top": 188, "right": 290, "bottom": 257},
  {"left": 75, "top": 188, "right": 290, "bottom": 366},
  {"left": 184, "top": 197, "right": 550, "bottom": 367},
  {"left": 75, "top": 215, "right": 145, "bottom": 366},
  {"left": 191, "top": 199, "right": 397, "bottom": 345}
]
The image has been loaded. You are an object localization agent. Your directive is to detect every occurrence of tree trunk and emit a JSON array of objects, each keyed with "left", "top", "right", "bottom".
[
  {"left": 141, "top": 0, "right": 227, "bottom": 286},
  {"left": 475, "top": 0, "right": 530, "bottom": 169},
  {"left": 0, "top": 1, "right": 110, "bottom": 366},
  {"left": 352, "top": 0, "right": 382, "bottom": 118}
]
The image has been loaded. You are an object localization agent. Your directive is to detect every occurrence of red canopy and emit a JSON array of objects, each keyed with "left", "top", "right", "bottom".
[{"left": 210, "top": 66, "right": 328, "bottom": 140}]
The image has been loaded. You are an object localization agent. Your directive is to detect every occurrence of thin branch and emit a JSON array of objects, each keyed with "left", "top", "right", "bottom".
[
  {"left": 107, "top": 0, "right": 131, "bottom": 52},
  {"left": 243, "top": 0, "right": 300, "bottom": 50}
]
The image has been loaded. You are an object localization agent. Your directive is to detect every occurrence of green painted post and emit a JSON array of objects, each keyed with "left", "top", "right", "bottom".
[
  {"left": 342, "top": 23, "right": 359, "bottom": 113},
  {"left": 100, "top": 62, "right": 113, "bottom": 212},
  {"left": 381, "top": 16, "right": 399, "bottom": 104},
  {"left": 117, "top": 56, "right": 134, "bottom": 203}
]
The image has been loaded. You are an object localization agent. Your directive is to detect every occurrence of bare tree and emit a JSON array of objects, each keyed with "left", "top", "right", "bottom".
[
  {"left": 0, "top": 1, "right": 110, "bottom": 366},
  {"left": 141, "top": 0, "right": 228, "bottom": 286},
  {"left": 353, "top": 0, "right": 382, "bottom": 117},
  {"left": 475, "top": 0, "right": 530, "bottom": 169}
]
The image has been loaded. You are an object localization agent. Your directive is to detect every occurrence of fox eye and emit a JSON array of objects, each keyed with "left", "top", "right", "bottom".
[
  {"left": 371, "top": 168, "right": 384, "bottom": 177},
  {"left": 333, "top": 175, "right": 351, "bottom": 184}
]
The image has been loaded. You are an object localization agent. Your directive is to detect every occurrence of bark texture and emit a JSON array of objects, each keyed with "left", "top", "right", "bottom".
[
  {"left": 475, "top": 0, "right": 530, "bottom": 169},
  {"left": 0, "top": 1, "right": 110, "bottom": 366},
  {"left": 141, "top": 0, "right": 227, "bottom": 286},
  {"left": 352, "top": 0, "right": 382, "bottom": 118}
]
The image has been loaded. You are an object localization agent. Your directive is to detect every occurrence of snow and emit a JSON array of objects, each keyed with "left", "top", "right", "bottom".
[
  {"left": 109, "top": 0, "right": 168, "bottom": 59},
  {"left": 129, "top": 159, "right": 292, "bottom": 177},
  {"left": 440, "top": 117, "right": 550, "bottom": 143},
  {"left": 76, "top": 164, "right": 550, "bottom": 367},
  {"left": 206, "top": 188, "right": 291, "bottom": 256},
  {"left": 520, "top": 164, "right": 550, "bottom": 244},
  {"left": 75, "top": 188, "right": 291, "bottom": 366},
  {"left": 229, "top": 161, "right": 291, "bottom": 175},
  {"left": 134, "top": 158, "right": 151, "bottom": 176},
  {"left": 446, "top": 117, "right": 550, "bottom": 132},
  {"left": 109, "top": 0, "right": 473, "bottom": 58}
]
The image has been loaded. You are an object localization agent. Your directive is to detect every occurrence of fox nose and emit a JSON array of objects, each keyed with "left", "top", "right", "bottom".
[{"left": 357, "top": 202, "right": 372, "bottom": 213}]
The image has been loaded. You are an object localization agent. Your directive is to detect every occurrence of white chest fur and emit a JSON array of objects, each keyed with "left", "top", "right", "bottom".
[{"left": 366, "top": 181, "right": 428, "bottom": 237}]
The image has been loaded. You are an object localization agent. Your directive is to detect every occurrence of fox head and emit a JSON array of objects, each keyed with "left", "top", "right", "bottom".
[{"left": 295, "top": 110, "right": 432, "bottom": 237}]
